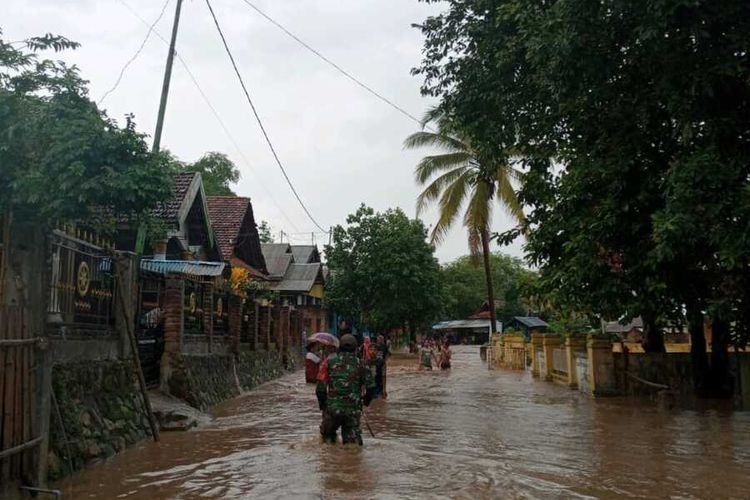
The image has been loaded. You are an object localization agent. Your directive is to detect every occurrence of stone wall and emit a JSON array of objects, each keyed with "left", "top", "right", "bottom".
[
  {"left": 164, "top": 348, "right": 302, "bottom": 411},
  {"left": 47, "top": 360, "right": 150, "bottom": 481}
]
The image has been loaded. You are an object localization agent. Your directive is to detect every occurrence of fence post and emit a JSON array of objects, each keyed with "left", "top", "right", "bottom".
[
  {"left": 587, "top": 334, "right": 617, "bottom": 396},
  {"left": 34, "top": 341, "right": 51, "bottom": 488},
  {"left": 565, "top": 334, "right": 586, "bottom": 389},
  {"left": 542, "top": 334, "right": 561, "bottom": 382},
  {"left": 530, "top": 333, "right": 544, "bottom": 378}
]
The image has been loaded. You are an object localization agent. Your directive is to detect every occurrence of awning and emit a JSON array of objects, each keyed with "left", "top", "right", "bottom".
[
  {"left": 140, "top": 259, "right": 225, "bottom": 277},
  {"left": 432, "top": 319, "right": 493, "bottom": 330}
]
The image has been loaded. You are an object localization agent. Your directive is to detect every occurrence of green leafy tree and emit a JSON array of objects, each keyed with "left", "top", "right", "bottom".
[
  {"left": 404, "top": 107, "right": 523, "bottom": 334},
  {"left": 258, "top": 220, "right": 274, "bottom": 243},
  {"left": 413, "top": 0, "right": 750, "bottom": 395},
  {"left": 184, "top": 152, "right": 240, "bottom": 197},
  {"left": 0, "top": 30, "right": 174, "bottom": 229},
  {"left": 325, "top": 205, "right": 443, "bottom": 336},
  {"left": 440, "top": 253, "right": 535, "bottom": 325}
]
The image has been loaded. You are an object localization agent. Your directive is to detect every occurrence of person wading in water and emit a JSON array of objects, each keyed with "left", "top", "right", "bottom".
[{"left": 316, "top": 334, "right": 375, "bottom": 445}]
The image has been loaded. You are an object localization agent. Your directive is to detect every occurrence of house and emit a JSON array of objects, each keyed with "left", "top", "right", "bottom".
[
  {"left": 207, "top": 196, "right": 268, "bottom": 278},
  {"left": 506, "top": 316, "right": 550, "bottom": 339},
  {"left": 605, "top": 317, "right": 644, "bottom": 342},
  {"left": 261, "top": 243, "right": 327, "bottom": 333},
  {"left": 468, "top": 300, "right": 505, "bottom": 320},
  {"left": 115, "top": 171, "right": 219, "bottom": 261}
]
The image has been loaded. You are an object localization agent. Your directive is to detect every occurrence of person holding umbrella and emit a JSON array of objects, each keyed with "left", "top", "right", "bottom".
[{"left": 306, "top": 333, "right": 339, "bottom": 384}]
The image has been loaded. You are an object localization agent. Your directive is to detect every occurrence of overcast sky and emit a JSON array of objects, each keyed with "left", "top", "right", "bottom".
[{"left": 3, "top": 0, "right": 524, "bottom": 262}]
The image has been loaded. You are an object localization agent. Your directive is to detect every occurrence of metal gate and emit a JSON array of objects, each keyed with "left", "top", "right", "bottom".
[
  {"left": 0, "top": 305, "right": 48, "bottom": 487},
  {"left": 137, "top": 277, "right": 164, "bottom": 387}
]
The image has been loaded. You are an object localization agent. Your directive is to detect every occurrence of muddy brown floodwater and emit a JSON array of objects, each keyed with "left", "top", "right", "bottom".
[{"left": 57, "top": 346, "right": 750, "bottom": 499}]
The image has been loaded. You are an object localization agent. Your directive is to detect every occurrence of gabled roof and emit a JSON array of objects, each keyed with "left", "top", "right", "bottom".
[
  {"left": 291, "top": 245, "right": 320, "bottom": 264},
  {"left": 207, "top": 197, "right": 250, "bottom": 262},
  {"left": 261, "top": 243, "right": 293, "bottom": 277},
  {"left": 152, "top": 171, "right": 197, "bottom": 225},
  {"left": 269, "top": 263, "right": 323, "bottom": 292},
  {"left": 511, "top": 316, "right": 549, "bottom": 328},
  {"left": 153, "top": 171, "right": 214, "bottom": 250}
]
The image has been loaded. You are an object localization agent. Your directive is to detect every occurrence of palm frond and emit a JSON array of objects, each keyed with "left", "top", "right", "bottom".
[
  {"left": 416, "top": 165, "right": 470, "bottom": 215},
  {"left": 403, "top": 131, "right": 468, "bottom": 153},
  {"left": 430, "top": 170, "right": 473, "bottom": 244},
  {"left": 495, "top": 166, "right": 525, "bottom": 224},
  {"left": 414, "top": 152, "right": 473, "bottom": 185},
  {"left": 464, "top": 180, "right": 492, "bottom": 233}
]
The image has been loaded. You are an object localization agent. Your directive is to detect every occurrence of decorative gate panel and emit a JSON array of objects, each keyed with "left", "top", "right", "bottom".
[{"left": 47, "top": 232, "right": 115, "bottom": 337}]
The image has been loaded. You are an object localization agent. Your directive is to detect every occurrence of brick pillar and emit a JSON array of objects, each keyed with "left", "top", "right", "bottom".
[
  {"left": 228, "top": 294, "right": 242, "bottom": 355},
  {"left": 530, "top": 333, "right": 544, "bottom": 378},
  {"left": 163, "top": 277, "right": 184, "bottom": 354},
  {"left": 258, "top": 305, "right": 270, "bottom": 349},
  {"left": 202, "top": 283, "right": 214, "bottom": 351},
  {"left": 565, "top": 334, "right": 586, "bottom": 389},
  {"left": 271, "top": 306, "right": 282, "bottom": 350},
  {"left": 283, "top": 306, "right": 292, "bottom": 352},
  {"left": 587, "top": 334, "right": 616, "bottom": 396},
  {"left": 253, "top": 302, "right": 260, "bottom": 349}
]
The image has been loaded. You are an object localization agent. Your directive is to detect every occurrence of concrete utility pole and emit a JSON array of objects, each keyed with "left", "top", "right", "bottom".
[{"left": 152, "top": 0, "right": 184, "bottom": 153}]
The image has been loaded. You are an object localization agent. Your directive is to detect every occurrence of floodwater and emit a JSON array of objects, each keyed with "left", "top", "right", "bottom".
[{"left": 57, "top": 346, "right": 750, "bottom": 499}]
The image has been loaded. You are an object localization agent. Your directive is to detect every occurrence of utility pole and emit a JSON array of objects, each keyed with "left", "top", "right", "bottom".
[{"left": 152, "top": 0, "right": 184, "bottom": 153}]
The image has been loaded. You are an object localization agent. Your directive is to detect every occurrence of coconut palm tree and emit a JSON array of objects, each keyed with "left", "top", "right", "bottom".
[{"left": 404, "top": 109, "right": 524, "bottom": 334}]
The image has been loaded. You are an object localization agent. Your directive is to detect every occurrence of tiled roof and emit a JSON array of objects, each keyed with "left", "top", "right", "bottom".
[
  {"left": 151, "top": 171, "right": 197, "bottom": 224},
  {"left": 261, "top": 243, "right": 293, "bottom": 277},
  {"left": 268, "top": 263, "right": 322, "bottom": 292},
  {"left": 207, "top": 196, "right": 251, "bottom": 262}
]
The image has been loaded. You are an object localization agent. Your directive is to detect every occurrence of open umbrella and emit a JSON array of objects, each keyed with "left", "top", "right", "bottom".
[{"left": 308, "top": 332, "right": 339, "bottom": 348}]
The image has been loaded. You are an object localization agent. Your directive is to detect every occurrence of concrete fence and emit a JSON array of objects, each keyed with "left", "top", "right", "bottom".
[{"left": 490, "top": 333, "right": 617, "bottom": 396}]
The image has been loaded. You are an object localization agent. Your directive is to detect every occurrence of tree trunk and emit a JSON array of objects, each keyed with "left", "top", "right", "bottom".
[
  {"left": 480, "top": 227, "right": 498, "bottom": 334},
  {"left": 686, "top": 299, "right": 709, "bottom": 395},
  {"left": 641, "top": 310, "right": 665, "bottom": 353},
  {"left": 709, "top": 317, "right": 733, "bottom": 398}
]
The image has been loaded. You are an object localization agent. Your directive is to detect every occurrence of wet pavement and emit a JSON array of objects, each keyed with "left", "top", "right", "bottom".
[{"left": 57, "top": 346, "right": 750, "bottom": 499}]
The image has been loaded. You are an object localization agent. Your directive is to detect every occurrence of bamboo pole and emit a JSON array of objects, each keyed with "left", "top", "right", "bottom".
[{"left": 112, "top": 254, "right": 160, "bottom": 442}]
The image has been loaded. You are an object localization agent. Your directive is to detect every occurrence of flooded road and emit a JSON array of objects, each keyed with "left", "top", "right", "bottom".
[{"left": 58, "top": 346, "right": 750, "bottom": 499}]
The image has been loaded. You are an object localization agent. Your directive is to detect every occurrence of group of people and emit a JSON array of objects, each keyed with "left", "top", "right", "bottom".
[
  {"left": 305, "top": 333, "right": 391, "bottom": 445},
  {"left": 418, "top": 337, "right": 452, "bottom": 371}
]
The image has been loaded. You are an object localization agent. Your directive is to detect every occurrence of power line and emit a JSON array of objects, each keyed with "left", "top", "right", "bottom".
[
  {"left": 114, "top": 0, "right": 302, "bottom": 233},
  {"left": 99, "top": 0, "right": 171, "bottom": 105},
  {"left": 204, "top": 0, "right": 328, "bottom": 233},
  {"left": 237, "top": 0, "right": 426, "bottom": 128}
]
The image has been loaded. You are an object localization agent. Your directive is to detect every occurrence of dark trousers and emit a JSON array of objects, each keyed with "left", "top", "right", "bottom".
[{"left": 320, "top": 411, "right": 362, "bottom": 445}]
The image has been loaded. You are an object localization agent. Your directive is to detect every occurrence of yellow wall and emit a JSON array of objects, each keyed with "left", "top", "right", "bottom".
[{"left": 309, "top": 284, "right": 324, "bottom": 299}]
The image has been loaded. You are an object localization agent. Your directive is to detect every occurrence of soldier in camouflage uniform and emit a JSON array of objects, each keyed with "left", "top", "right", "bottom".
[{"left": 316, "top": 334, "right": 375, "bottom": 445}]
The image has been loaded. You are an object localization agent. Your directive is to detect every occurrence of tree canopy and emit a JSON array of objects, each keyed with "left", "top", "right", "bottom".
[
  {"left": 182, "top": 152, "right": 240, "bottom": 197},
  {"left": 325, "top": 205, "right": 443, "bottom": 334},
  {"left": 258, "top": 220, "right": 274, "bottom": 243},
  {"left": 440, "top": 253, "right": 535, "bottom": 325},
  {"left": 0, "top": 30, "right": 174, "bottom": 227},
  {"left": 414, "top": 0, "right": 750, "bottom": 393}
]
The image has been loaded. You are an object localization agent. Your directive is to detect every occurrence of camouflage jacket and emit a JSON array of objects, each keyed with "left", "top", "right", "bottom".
[{"left": 317, "top": 352, "right": 375, "bottom": 416}]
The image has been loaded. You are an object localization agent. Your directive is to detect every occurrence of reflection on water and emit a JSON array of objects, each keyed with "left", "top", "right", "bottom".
[{"left": 57, "top": 347, "right": 750, "bottom": 499}]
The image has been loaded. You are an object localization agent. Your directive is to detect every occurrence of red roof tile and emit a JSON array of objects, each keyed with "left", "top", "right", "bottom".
[{"left": 207, "top": 196, "right": 250, "bottom": 262}]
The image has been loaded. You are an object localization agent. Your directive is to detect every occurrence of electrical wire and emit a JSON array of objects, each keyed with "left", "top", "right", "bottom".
[
  {"left": 114, "top": 0, "right": 302, "bottom": 233},
  {"left": 99, "top": 0, "right": 171, "bottom": 105},
  {"left": 237, "top": 0, "right": 426, "bottom": 128},
  {"left": 204, "top": 0, "right": 328, "bottom": 233}
]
